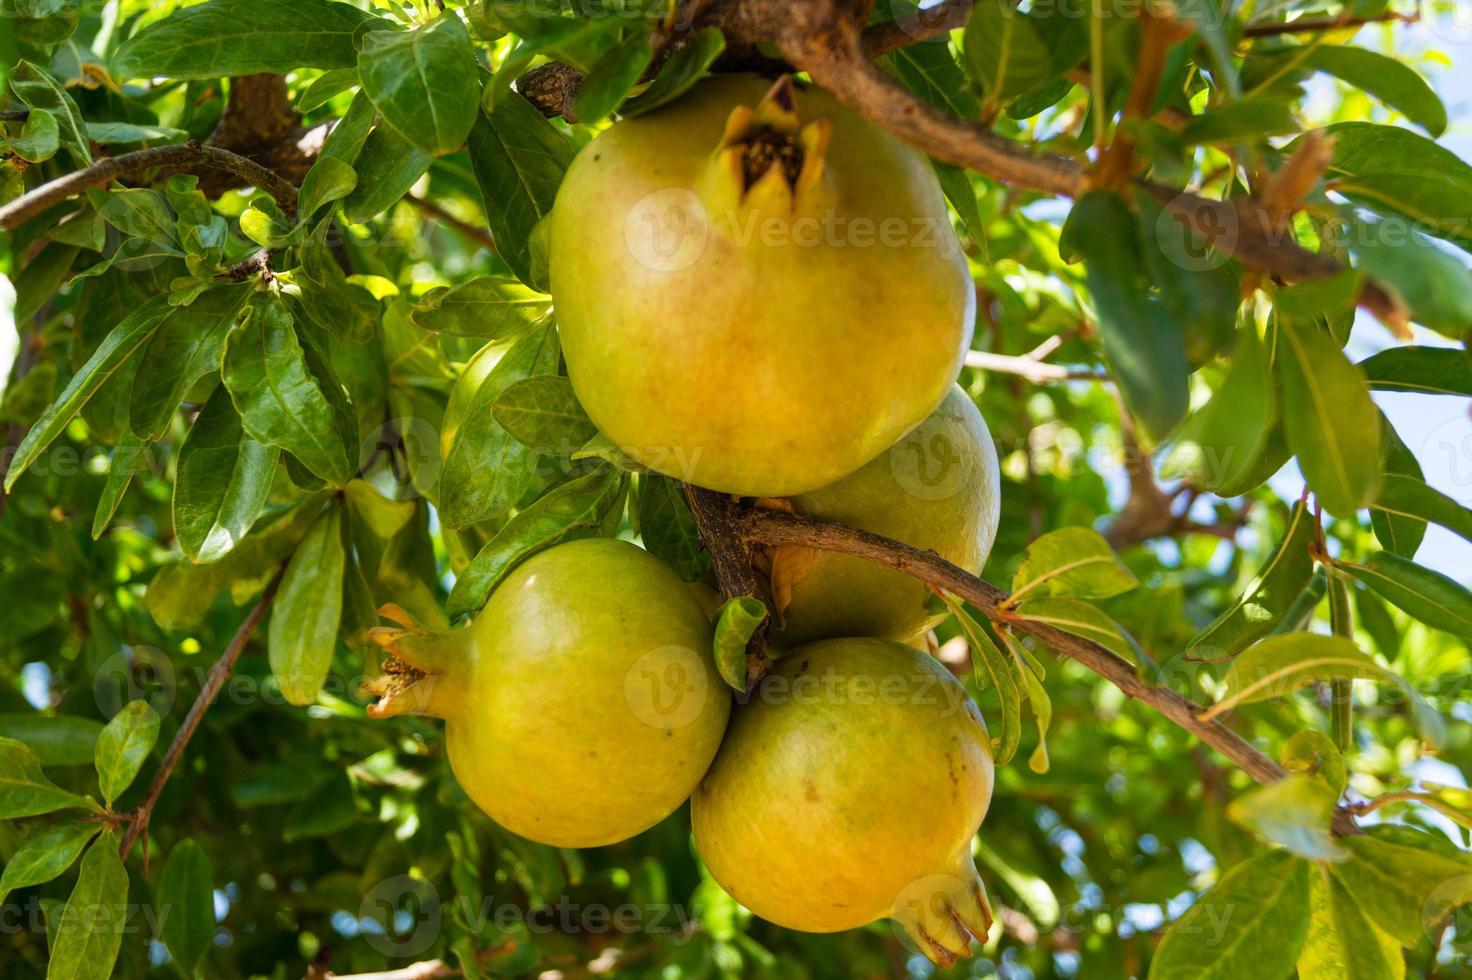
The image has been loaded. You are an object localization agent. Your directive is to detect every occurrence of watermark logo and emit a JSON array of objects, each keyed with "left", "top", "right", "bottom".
[
  {"left": 359, "top": 875, "right": 441, "bottom": 959},
  {"left": 94, "top": 645, "right": 176, "bottom": 719},
  {"left": 890, "top": 428, "right": 968, "bottom": 501},
  {"left": 624, "top": 188, "right": 709, "bottom": 274},
  {"left": 624, "top": 645, "right": 710, "bottom": 730}
]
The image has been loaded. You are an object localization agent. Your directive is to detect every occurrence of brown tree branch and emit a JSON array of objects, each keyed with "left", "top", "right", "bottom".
[
  {"left": 713, "top": 504, "right": 1359, "bottom": 835},
  {"left": 118, "top": 566, "right": 286, "bottom": 862},
  {"left": 862, "top": 0, "right": 973, "bottom": 57},
  {"left": 311, "top": 962, "right": 458, "bottom": 980},
  {"left": 0, "top": 140, "right": 299, "bottom": 230},
  {"left": 683, "top": 484, "right": 772, "bottom": 675},
  {"left": 197, "top": 74, "right": 325, "bottom": 195},
  {"left": 407, "top": 194, "right": 500, "bottom": 252}
]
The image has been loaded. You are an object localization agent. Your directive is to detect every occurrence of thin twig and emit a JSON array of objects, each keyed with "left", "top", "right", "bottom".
[
  {"left": 312, "top": 962, "right": 458, "bottom": 980},
  {"left": 0, "top": 140, "right": 299, "bottom": 230},
  {"left": 1241, "top": 9, "right": 1417, "bottom": 37},
  {"left": 406, "top": 194, "right": 499, "bottom": 253},
  {"left": 118, "top": 566, "right": 286, "bottom": 862},
  {"left": 964, "top": 350, "right": 1105, "bottom": 383}
]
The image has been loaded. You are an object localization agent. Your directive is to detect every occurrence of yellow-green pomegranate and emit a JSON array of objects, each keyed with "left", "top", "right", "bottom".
[
  {"left": 768, "top": 385, "right": 1000, "bottom": 648},
  {"left": 692, "top": 638, "right": 994, "bottom": 965},
  {"left": 549, "top": 74, "right": 974, "bottom": 497},
  {"left": 366, "top": 538, "right": 730, "bottom": 848}
]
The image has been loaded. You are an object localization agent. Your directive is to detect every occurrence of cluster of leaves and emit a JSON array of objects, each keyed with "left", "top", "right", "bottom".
[{"left": 1, "top": 0, "right": 1471, "bottom": 977}]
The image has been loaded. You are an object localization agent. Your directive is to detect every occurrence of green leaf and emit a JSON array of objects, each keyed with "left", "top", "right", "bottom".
[
  {"left": 338, "top": 121, "right": 433, "bottom": 222},
  {"left": 358, "top": 16, "right": 480, "bottom": 155},
  {"left": 1299, "top": 865, "right": 1406, "bottom": 980},
  {"left": 622, "top": 27, "right": 725, "bottom": 117},
  {"left": 0, "top": 715, "right": 103, "bottom": 767},
  {"left": 1330, "top": 834, "right": 1472, "bottom": 946},
  {"left": 268, "top": 507, "right": 346, "bottom": 706},
  {"left": 7, "top": 105, "right": 59, "bottom": 162},
  {"left": 1203, "top": 631, "right": 1442, "bottom": 744},
  {"left": 1189, "top": 500, "right": 1316, "bottom": 659},
  {"left": 222, "top": 296, "right": 353, "bottom": 486},
  {"left": 1061, "top": 191, "right": 1189, "bottom": 439},
  {"left": 962, "top": 0, "right": 1053, "bottom": 104},
  {"left": 1360, "top": 346, "right": 1472, "bottom": 396},
  {"left": 296, "top": 67, "right": 360, "bottom": 112},
  {"left": 1370, "top": 417, "right": 1427, "bottom": 557},
  {"left": 174, "top": 385, "right": 280, "bottom": 563},
  {"left": 92, "top": 433, "right": 149, "bottom": 540},
  {"left": 1375, "top": 473, "right": 1472, "bottom": 547},
  {"left": 439, "top": 323, "right": 561, "bottom": 528},
  {"left": 1352, "top": 220, "right": 1472, "bottom": 338},
  {"left": 572, "top": 33, "right": 655, "bottom": 123},
  {"left": 492, "top": 375, "right": 597, "bottom": 455},
  {"left": 1296, "top": 45, "right": 1445, "bottom": 136},
  {"left": 93, "top": 700, "right": 160, "bottom": 805},
  {"left": 712, "top": 596, "right": 767, "bottom": 691},
  {"left": 1227, "top": 777, "right": 1346, "bottom": 861},
  {"left": 941, "top": 595, "right": 1021, "bottom": 766},
  {"left": 5, "top": 294, "right": 174, "bottom": 491},
  {"left": 129, "top": 284, "right": 253, "bottom": 440},
  {"left": 1011, "top": 526, "right": 1137, "bottom": 601},
  {"left": 84, "top": 121, "right": 189, "bottom": 144},
  {"left": 887, "top": 37, "right": 981, "bottom": 118},
  {"left": 1176, "top": 97, "right": 1299, "bottom": 146},
  {"left": 1168, "top": 323, "right": 1275, "bottom": 492},
  {"left": 115, "top": 0, "right": 381, "bottom": 79},
  {"left": 0, "top": 818, "right": 94, "bottom": 900},
  {"left": 467, "top": 93, "right": 575, "bottom": 287},
  {"left": 1134, "top": 191, "right": 1239, "bottom": 365},
  {"left": 446, "top": 465, "right": 628, "bottom": 617},
  {"left": 299, "top": 90, "right": 375, "bottom": 220},
  {"left": 1317, "top": 122, "right": 1472, "bottom": 252},
  {"left": 1002, "top": 632, "right": 1052, "bottom": 774},
  {"left": 11, "top": 60, "right": 90, "bottom": 165},
  {"left": 1281, "top": 729, "right": 1347, "bottom": 796},
  {"left": 411, "top": 276, "right": 551, "bottom": 337},
  {"left": 343, "top": 479, "right": 415, "bottom": 540},
  {"left": 157, "top": 839, "right": 215, "bottom": 979},
  {"left": 0, "top": 823, "right": 97, "bottom": 905},
  {"left": 1015, "top": 596, "right": 1138, "bottom": 664},
  {"left": 47, "top": 832, "right": 128, "bottom": 980},
  {"left": 636, "top": 474, "right": 710, "bottom": 582},
  {"left": 1147, "top": 850, "right": 1309, "bottom": 980},
  {"left": 1277, "top": 316, "right": 1381, "bottom": 515},
  {"left": 1340, "top": 551, "right": 1472, "bottom": 641}
]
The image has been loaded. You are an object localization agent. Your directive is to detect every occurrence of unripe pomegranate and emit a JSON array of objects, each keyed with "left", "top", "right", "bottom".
[
  {"left": 366, "top": 538, "right": 730, "bottom": 848},
  {"left": 691, "top": 638, "right": 994, "bottom": 965},
  {"left": 549, "top": 74, "right": 974, "bottom": 497},
  {"left": 768, "top": 385, "right": 1000, "bottom": 648}
]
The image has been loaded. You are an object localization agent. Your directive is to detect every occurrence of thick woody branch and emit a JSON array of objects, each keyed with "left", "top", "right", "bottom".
[
  {"left": 684, "top": 485, "right": 772, "bottom": 675},
  {"left": 862, "top": 0, "right": 973, "bottom": 56},
  {"left": 0, "top": 140, "right": 298, "bottom": 230},
  {"left": 716, "top": 505, "right": 1358, "bottom": 835},
  {"left": 198, "top": 74, "right": 325, "bottom": 194},
  {"left": 1241, "top": 9, "right": 1417, "bottom": 37}
]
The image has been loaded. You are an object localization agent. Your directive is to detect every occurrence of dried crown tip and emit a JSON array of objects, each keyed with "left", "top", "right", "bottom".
[
  {"left": 764, "top": 74, "right": 797, "bottom": 115},
  {"left": 717, "top": 74, "right": 830, "bottom": 199}
]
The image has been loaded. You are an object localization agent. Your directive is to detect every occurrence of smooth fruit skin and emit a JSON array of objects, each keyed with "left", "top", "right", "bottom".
[
  {"left": 772, "top": 385, "right": 1000, "bottom": 648},
  {"left": 373, "top": 539, "right": 731, "bottom": 848},
  {"left": 549, "top": 74, "right": 974, "bottom": 497},
  {"left": 692, "top": 638, "right": 994, "bottom": 963}
]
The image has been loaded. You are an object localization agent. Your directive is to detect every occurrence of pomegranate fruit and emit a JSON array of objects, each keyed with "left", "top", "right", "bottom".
[
  {"left": 691, "top": 638, "right": 994, "bottom": 965},
  {"left": 549, "top": 74, "right": 974, "bottom": 497},
  {"left": 768, "top": 385, "right": 1000, "bottom": 648},
  {"left": 366, "top": 538, "right": 730, "bottom": 847}
]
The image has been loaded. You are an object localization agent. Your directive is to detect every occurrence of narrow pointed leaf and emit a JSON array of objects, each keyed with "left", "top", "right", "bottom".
[
  {"left": 174, "top": 386, "right": 280, "bottom": 563},
  {"left": 358, "top": 16, "right": 480, "bottom": 155},
  {"left": 5, "top": 295, "right": 173, "bottom": 491},
  {"left": 1011, "top": 526, "right": 1137, "bottom": 601},
  {"left": 268, "top": 508, "right": 346, "bottom": 705},
  {"left": 0, "top": 823, "right": 97, "bottom": 905},
  {"left": 157, "top": 839, "right": 214, "bottom": 979},
  {"left": 1340, "top": 551, "right": 1472, "bottom": 641},
  {"left": 0, "top": 737, "right": 99, "bottom": 818},
  {"left": 46, "top": 832, "right": 128, "bottom": 980},
  {"left": 1189, "top": 500, "right": 1316, "bottom": 659},
  {"left": 129, "top": 284, "right": 253, "bottom": 440},
  {"left": 1277, "top": 317, "right": 1381, "bottom": 515}
]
